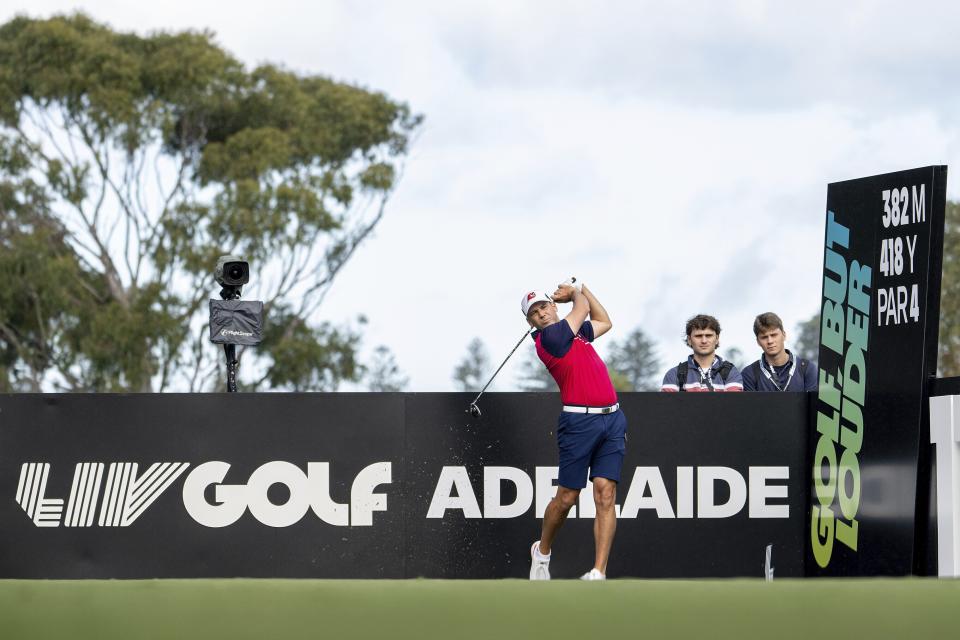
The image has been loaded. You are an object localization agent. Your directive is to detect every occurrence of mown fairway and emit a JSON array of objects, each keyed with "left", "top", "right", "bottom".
[{"left": 2, "top": 578, "right": 957, "bottom": 639}]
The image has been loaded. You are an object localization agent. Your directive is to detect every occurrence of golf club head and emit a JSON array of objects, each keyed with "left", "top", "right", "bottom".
[{"left": 466, "top": 403, "right": 482, "bottom": 418}]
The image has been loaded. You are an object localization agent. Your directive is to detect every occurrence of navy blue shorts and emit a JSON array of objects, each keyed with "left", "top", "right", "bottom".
[{"left": 556, "top": 409, "right": 627, "bottom": 490}]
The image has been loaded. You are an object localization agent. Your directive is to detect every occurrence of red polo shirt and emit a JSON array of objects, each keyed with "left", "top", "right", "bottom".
[{"left": 533, "top": 320, "right": 617, "bottom": 407}]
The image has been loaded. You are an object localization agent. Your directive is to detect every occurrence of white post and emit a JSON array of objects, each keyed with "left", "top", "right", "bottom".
[{"left": 929, "top": 394, "right": 960, "bottom": 577}]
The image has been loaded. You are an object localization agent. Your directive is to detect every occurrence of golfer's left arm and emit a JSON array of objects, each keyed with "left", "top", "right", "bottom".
[{"left": 581, "top": 284, "right": 612, "bottom": 338}]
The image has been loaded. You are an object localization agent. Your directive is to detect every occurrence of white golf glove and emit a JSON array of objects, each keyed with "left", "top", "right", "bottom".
[{"left": 561, "top": 277, "right": 582, "bottom": 292}]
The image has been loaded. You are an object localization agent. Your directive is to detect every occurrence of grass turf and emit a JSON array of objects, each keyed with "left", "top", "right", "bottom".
[{"left": 2, "top": 578, "right": 958, "bottom": 639}]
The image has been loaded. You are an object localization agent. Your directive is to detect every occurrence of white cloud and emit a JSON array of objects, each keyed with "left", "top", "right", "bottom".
[{"left": 4, "top": 1, "right": 960, "bottom": 390}]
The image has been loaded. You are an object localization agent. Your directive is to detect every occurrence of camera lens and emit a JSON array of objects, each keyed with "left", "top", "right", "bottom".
[{"left": 215, "top": 256, "right": 249, "bottom": 289}]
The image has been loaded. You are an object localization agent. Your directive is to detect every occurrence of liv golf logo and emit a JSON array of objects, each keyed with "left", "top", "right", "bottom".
[
  {"left": 16, "top": 462, "right": 190, "bottom": 527},
  {"left": 15, "top": 461, "right": 392, "bottom": 528}
]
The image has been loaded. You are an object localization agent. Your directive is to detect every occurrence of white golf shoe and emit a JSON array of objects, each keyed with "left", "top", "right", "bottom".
[
  {"left": 529, "top": 541, "right": 551, "bottom": 580},
  {"left": 580, "top": 568, "right": 606, "bottom": 580}
]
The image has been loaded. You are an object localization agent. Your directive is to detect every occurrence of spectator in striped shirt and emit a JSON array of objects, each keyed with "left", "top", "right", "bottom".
[{"left": 661, "top": 314, "right": 743, "bottom": 392}]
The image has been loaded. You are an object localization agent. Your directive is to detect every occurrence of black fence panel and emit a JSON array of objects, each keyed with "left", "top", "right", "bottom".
[{"left": 0, "top": 392, "right": 807, "bottom": 578}]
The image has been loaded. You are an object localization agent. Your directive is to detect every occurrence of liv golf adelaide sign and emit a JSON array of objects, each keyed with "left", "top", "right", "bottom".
[
  {"left": 810, "top": 166, "right": 947, "bottom": 575},
  {"left": 0, "top": 393, "right": 808, "bottom": 579}
]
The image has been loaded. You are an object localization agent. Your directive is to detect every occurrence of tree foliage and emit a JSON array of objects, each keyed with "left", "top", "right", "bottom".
[
  {"left": 792, "top": 312, "right": 820, "bottom": 364},
  {"left": 939, "top": 201, "right": 960, "bottom": 376},
  {"left": 452, "top": 338, "right": 489, "bottom": 392},
  {"left": 722, "top": 346, "right": 744, "bottom": 371},
  {"left": 365, "top": 345, "right": 409, "bottom": 392},
  {"left": 0, "top": 14, "right": 421, "bottom": 391},
  {"left": 605, "top": 327, "right": 661, "bottom": 391},
  {"left": 515, "top": 350, "right": 556, "bottom": 391}
]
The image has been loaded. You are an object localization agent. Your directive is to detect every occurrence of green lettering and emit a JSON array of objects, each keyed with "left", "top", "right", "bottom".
[
  {"left": 840, "top": 398, "right": 863, "bottom": 454},
  {"left": 821, "top": 301, "right": 845, "bottom": 355},
  {"left": 838, "top": 448, "right": 860, "bottom": 521},
  {"left": 836, "top": 518, "right": 858, "bottom": 551},
  {"left": 843, "top": 345, "right": 866, "bottom": 406},
  {"left": 818, "top": 368, "right": 842, "bottom": 411},
  {"left": 825, "top": 210, "right": 850, "bottom": 250},
  {"left": 811, "top": 505, "right": 835, "bottom": 568},
  {"left": 846, "top": 309, "right": 869, "bottom": 356},
  {"left": 848, "top": 261, "right": 872, "bottom": 315},
  {"left": 817, "top": 409, "right": 839, "bottom": 442},
  {"left": 824, "top": 248, "right": 848, "bottom": 304},
  {"left": 814, "top": 435, "right": 838, "bottom": 506}
]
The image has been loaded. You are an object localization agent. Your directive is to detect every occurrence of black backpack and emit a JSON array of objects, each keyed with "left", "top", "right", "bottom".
[
  {"left": 750, "top": 359, "right": 808, "bottom": 391},
  {"left": 676, "top": 360, "right": 734, "bottom": 392}
]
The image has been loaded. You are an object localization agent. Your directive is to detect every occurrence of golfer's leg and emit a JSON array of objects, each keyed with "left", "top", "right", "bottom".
[
  {"left": 539, "top": 486, "right": 580, "bottom": 555},
  {"left": 592, "top": 477, "right": 617, "bottom": 574}
]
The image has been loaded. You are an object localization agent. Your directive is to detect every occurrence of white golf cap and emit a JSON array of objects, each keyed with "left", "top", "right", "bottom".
[{"left": 521, "top": 290, "right": 553, "bottom": 316}]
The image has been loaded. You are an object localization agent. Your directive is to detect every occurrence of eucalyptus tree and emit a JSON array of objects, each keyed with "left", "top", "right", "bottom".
[
  {"left": 938, "top": 200, "right": 960, "bottom": 376},
  {"left": 0, "top": 14, "right": 420, "bottom": 391}
]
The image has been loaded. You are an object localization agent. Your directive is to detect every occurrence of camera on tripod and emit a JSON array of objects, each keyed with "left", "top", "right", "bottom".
[
  {"left": 209, "top": 255, "right": 264, "bottom": 392},
  {"left": 215, "top": 255, "right": 250, "bottom": 300}
]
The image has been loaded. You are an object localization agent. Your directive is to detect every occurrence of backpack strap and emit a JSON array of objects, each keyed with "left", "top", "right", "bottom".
[
  {"left": 676, "top": 361, "right": 688, "bottom": 392},
  {"left": 717, "top": 360, "right": 734, "bottom": 384},
  {"left": 752, "top": 361, "right": 762, "bottom": 388}
]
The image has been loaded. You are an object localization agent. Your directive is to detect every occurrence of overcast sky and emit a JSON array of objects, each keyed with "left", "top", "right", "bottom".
[{"left": 6, "top": 1, "right": 960, "bottom": 390}]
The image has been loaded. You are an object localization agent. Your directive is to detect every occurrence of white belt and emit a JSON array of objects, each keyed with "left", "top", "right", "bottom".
[{"left": 562, "top": 403, "right": 619, "bottom": 415}]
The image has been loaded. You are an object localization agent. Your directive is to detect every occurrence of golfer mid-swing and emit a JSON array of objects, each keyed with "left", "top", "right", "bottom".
[{"left": 522, "top": 280, "right": 627, "bottom": 581}]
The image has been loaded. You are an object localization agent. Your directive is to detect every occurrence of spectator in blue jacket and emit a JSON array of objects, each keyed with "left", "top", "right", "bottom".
[
  {"left": 661, "top": 314, "right": 743, "bottom": 392},
  {"left": 742, "top": 312, "right": 817, "bottom": 392}
]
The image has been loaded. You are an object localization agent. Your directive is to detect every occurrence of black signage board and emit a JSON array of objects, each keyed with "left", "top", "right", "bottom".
[
  {"left": 1, "top": 392, "right": 807, "bottom": 579},
  {"left": 404, "top": 393, "right": 808, "bottom": 578},
  {"left": 0, "top": 393, "right": 406, "bottom": 578},
  {"left": 808, "top": 166, "right": 947, "bottom": 576}
]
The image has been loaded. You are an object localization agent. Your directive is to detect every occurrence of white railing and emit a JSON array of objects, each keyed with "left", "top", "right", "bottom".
[{"left": 929, "top": 394, "right": 960, "bottom": 577}]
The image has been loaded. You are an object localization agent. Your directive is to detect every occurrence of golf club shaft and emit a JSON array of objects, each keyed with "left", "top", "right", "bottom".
[{"left": 469, "top": 328, "right": 533, "bottom": 405}]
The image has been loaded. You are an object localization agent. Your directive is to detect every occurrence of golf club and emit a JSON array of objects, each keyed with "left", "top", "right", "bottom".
[
  {"left": 466, "top": 327, "right": 533, "bottom": 417},
  {"left": 465, "top": 277, "right": 578, "bottom": 417}
]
